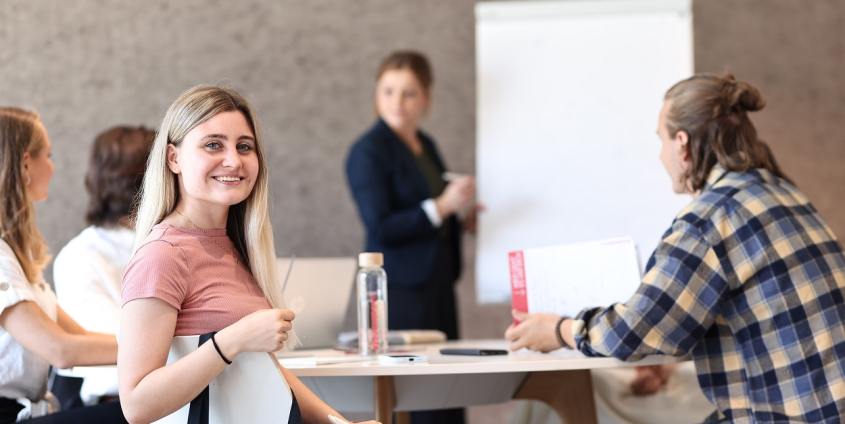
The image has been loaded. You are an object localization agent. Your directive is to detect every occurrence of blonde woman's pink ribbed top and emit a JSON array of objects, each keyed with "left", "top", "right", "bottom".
[{"left": 121, "top": 224, "right": 271, "bottom": 336}]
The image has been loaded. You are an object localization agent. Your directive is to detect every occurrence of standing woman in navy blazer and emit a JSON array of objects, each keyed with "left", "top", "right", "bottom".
[{"left": 345, "top": 51, "right": 476, "bottom": 424}]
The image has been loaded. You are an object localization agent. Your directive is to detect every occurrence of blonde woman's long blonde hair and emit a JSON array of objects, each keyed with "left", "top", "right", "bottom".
[
  {"left": 134, "top": 86, "right": 297, "bottom": 347},
  {"left": 0, "top": 107, "right": 51, "bottom": 284}
]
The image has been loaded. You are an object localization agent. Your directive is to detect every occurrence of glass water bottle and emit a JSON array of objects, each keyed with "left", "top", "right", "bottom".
[{"left": 357, "top": 252, "right": 388, "bottom": 356}]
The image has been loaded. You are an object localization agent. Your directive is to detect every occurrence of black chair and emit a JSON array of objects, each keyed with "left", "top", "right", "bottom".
[{"left": 48, "top": 374, "right": 84, "bottom": 411}]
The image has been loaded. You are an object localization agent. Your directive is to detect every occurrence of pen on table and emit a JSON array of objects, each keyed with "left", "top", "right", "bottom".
[{"left": 281, "top": 255, "right": 295, "bottom": 293}]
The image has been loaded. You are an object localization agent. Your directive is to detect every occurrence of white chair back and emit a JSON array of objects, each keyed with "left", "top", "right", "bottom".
[{"left": 153, "top": 335, "right": 293, "bottom": 424}]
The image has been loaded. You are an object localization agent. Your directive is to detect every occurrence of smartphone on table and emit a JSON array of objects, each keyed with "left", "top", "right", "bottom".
[
  {"left": 439, "top": 348, "right": 509, "bottom": 356},
  {"left": 378, "top": 354, "right": 429, "bottom": 364}
]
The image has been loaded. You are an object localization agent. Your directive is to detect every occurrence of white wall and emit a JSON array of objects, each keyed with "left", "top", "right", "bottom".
[{"left": 475, "top": 0, "right": 694, "bottom": 303}]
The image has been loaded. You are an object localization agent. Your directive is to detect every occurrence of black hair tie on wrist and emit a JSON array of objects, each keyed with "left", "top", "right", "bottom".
[
  {"left": 211, "top": 332, "right": 232, "bottom": 365},
  {"left": 555, "top": 316, "right": 569, "bottom": 349}
]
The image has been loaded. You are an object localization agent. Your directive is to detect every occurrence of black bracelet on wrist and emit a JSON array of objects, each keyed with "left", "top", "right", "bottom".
[
  {"left": 555, "top": 316, "right": 569, "bottom": 349},
  {"left": 211, "top": 332, "right": 232, "bottom": 365}
]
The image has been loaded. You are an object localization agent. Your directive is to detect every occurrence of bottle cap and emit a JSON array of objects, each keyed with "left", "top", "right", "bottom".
[{"left": 359, "top": 252, "right": 384, "bottom": 267}]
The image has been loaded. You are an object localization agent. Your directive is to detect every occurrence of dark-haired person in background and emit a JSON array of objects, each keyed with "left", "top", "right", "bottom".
[
  {"left": 506, "top": 74, "right": 845, "bottom": 422},
  {"left": 346, "top": 51, "right": 479, "bottom": 424},
  {"left": 53, "top": 126, "right": 154, "bottom": 406}
]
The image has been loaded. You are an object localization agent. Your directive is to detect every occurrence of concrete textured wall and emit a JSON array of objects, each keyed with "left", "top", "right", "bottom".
[
  {"left": 694, "top": 0, "right": 845, "bottom": 237},
  {"left": 2, "top": 0, "right": 843, "bottom": 422}
]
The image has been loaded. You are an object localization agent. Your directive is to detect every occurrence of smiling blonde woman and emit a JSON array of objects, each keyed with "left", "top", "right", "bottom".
[{"left": 119, "top": 86, "right": 380, "bottom": 424}]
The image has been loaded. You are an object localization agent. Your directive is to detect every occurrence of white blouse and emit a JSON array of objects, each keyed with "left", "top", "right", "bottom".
[
  {"left": 0, "top": 239, "right": 57, "bottom": 401},
  {"left": 53, "top": 226, "right": 133, "bottom": 403}
]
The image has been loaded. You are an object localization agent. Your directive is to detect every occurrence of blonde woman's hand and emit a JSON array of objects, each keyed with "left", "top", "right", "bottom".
[{"left": 217, "top": 308, "right": 295, "bottom": 358}]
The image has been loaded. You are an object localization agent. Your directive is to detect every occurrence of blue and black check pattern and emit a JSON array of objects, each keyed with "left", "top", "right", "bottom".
[{"left": 573, "top": 166, "right": 845, "bottom": 423}]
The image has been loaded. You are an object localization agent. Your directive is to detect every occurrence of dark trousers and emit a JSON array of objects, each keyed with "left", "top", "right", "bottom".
[
  {"left": 0, "top": 398, "right": 127, "bottom": 424},
  {"left": 388, "top": 240, "right": 460, "bottom": 340},
  {"left": 49, "top": 375, "right": 84, "bottom": 411},
  {"left": 388, "top": 240, "right": 465, "bottom": 424}
]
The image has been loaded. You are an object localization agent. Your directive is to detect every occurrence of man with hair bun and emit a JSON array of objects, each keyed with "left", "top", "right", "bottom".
[{"left": 506, "top": 74, "right": 845, "bottom": 422}]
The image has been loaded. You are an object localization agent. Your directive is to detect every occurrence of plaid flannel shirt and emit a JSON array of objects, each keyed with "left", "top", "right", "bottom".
[{"left": 573, "top": 165, "right": 845, "bottom": 423}]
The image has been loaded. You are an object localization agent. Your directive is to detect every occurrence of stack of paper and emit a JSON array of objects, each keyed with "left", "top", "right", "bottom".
[
  {"left": 276, "top": 355, "right": 372, "bottom": 367},
  {"left": 509, "top": 237, "right": 642, "bottom": 320}
]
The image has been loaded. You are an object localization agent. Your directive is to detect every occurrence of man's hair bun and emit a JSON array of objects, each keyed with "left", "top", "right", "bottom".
[{"left": 722, "top": 75, "right": 765, "bottom": 115}]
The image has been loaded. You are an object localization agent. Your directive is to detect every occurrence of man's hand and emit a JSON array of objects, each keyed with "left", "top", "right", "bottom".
[
  {"left": 504, "top": 310, "right": 564, "bottom": 352},
  {"left": 630, "top": 364, "right": 679, "bottom": 395}
]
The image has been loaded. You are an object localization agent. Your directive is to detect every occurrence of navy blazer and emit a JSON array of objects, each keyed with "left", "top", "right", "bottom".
[{"left": 345, "top": 119, "right": 461, "bottom": 289}]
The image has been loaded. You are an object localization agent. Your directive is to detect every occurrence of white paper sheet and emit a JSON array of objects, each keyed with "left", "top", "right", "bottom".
[{"left": 520, "top": 237, "right": 642, "bottom": 317}]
